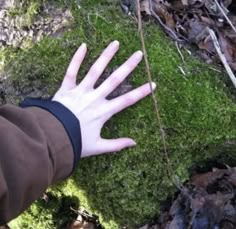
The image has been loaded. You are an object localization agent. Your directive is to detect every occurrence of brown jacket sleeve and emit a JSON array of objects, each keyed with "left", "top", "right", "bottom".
[{"left": 0, "top": 103, "right": 80, "bottom": 224}]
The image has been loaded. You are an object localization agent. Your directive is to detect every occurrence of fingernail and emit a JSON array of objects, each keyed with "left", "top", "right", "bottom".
[
  {"left": 128, "top": 140, "right": 137, "bottom": 147},
  {"left": 112, "top": 40, "right": 119, "bottom": 47},
  {"left": 135, "top": 50, "right": 143, "bottom": 60},
  {"left": 151, "top": 82, "right": 157, "bottom": 90},
  {"left": 81, "top": 43, "right": 86, "bottom": 49}
]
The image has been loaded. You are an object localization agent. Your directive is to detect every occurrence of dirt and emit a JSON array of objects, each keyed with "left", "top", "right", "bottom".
[
  {"left": 0, "top": 1, "right": 73, "bottom": 48},
  {"left": 138, "top": 162, "right": 236, "bottom": 229},
  {"left": 0, "top": 0, "right": 74, "bottom": 105},
  {"left": 0, "top": 75, "right": 52, "bottom": 105}
]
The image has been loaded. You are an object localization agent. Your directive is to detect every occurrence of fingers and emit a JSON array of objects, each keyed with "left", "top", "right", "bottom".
[
  {"left": 107, "top": 82, "right": 156, "bottom": 115},
  {"left": 61, "top": 43, "right": 87, "bottom": 90},
  {"left": 95, "top": 138, "right": 136, "bottom": 155},
  {"left": 79, "top": 40, "right": 120, "bottom": 89},
  {"left": 96, "top": 51, "right": 143, "bottom": 97}
]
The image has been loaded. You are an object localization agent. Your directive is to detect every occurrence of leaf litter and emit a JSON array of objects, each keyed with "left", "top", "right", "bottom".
[
  {"left": 139, "top": 0, "right": 236, "bottom": 71},
  {"left": 139, "top": 166, "right": 236, "bottom": 228},
  {"left": 121, "top": 0, "right": 236, "bottom": 87}
]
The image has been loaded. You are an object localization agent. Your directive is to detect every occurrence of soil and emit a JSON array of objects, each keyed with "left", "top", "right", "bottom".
[
  {"left": 0, "top": 1, "right": 73, "bottom": 48},
  {"left": 0, "top": 1, "right": 73, "bottom": 105}
]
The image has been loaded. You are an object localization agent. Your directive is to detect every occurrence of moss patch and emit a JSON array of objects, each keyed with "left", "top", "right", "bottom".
[{"left": 3, "top": 0, "right": 236, "bottom": 228}]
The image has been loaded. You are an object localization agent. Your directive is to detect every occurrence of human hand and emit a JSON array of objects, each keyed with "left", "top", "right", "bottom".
[{"left": 53, "top": 41, "right": 156, "bottom": 158}]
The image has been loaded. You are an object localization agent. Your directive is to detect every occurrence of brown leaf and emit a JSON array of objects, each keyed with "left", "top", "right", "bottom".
[
  {"left": 203, "top": 192, "right": 234, "bottom": 223},
  {"left": 190, "top": 192, "right": 206, "bottom": 213},
  {"left": 187, "top": 20, "right": 209, "bottom": 44},
  {"left": 152, "top": 1, "right": 176, "bottom": 29},
  {"left": 200, "top": 16, "right": 216, "bottom": 26},
  {"left": 181, "top": 0, "right": 188, "bottom": 6},
  {"left": 68, "top": 219, "right": 95, "bottom": 229},
  {"left": 191, "top": 169, "right": 225, "bottom": 188},
  {"left": 198, "top": 34, "right": 215, "bottom": 52},
  {"left": 168, "top": 0, "right": 185, "bottom": 10},
  {"left": 218, "top": 32, "right": 236, "bottom": 70}
]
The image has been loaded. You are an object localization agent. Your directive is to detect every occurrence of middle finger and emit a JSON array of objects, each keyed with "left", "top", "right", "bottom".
[
  {"left": 95, "top": 51, "right": 143, "bottom": 97},
  {"left": 79, "top": 40, "right": 120, "bottom": 90}
]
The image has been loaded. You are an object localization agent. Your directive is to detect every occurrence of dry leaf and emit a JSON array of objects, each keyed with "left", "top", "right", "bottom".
[
  {"left": 152, "top": 167, "right": 236, "bottom": 228},
  {"left": 152, "top": 2, "right": 175, "bottom": 29},
  {"left": 131, "top": 0, "right": 236, "bottom": 73},
  {"left": 181, "top": 0, "right": 188, "bottom": 6}
]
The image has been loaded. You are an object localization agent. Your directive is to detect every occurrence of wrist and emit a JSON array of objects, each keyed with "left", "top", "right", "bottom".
[{"left": 20, "top": 98, "right": 82, "bottom": 172}]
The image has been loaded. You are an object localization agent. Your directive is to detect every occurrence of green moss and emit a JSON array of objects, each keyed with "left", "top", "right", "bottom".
[{"left": 5, "top": 0, "right": 236, "bottom": 228}]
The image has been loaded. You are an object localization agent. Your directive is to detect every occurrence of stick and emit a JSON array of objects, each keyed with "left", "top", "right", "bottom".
[
  {"left": 214, "top": 0, "right": 236, "bottom": 33},
  {"left": 175, "top": 41, "right": 185, "bottom": 64},
  {"left": 136, "top": 0, "right": 174, "bottom": 180},
  {"left": 208, "top": 27, "right": 236, "bottom": 88},
  {"left": 149, "top": 0, "right": 184, "bottom": 42}
]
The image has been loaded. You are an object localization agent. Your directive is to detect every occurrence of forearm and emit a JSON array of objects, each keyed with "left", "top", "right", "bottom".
[{"left": 0, "top": 104, "right": 76, "bottom": 224}]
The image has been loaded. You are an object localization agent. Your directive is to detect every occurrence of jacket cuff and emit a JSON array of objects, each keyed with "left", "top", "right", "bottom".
[{"left": 20, "top": 98, "right": 82, "bottom": 171}]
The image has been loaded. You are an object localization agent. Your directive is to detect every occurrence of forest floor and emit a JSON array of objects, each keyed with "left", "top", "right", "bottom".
[{"left": 1, "top": 0, "right": 236, "bottom": 228}]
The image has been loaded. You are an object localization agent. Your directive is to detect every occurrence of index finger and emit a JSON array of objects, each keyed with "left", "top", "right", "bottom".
[{"left": 61, "top": 43, "right": 87, "bottom": 90}]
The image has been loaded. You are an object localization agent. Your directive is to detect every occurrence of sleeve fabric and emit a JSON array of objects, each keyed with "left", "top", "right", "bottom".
[{"left": 0, "top": 101, "right": 82, "bottom": 224}]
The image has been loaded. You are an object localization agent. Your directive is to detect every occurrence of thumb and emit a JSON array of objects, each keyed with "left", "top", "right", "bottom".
[{"left": 96, "top": 138, "right": 137, "bottom": 155}]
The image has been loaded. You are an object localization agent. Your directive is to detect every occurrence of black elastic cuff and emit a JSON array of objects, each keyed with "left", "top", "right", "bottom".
[{"left": 20, "top": 98, "right": 82, "bottom": 171}]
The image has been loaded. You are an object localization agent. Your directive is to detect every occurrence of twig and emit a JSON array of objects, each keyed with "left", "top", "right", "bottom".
[
  {"left": 208, "top": 27, "right": 236, "bottom": 88},
  {"left": 175, "top": 41, "right": 185, "bottom": 64},
  {"left": 136, "top": 0, "right": 174, "bottom": 180},
  {"left": 208, "top": 66, "right": 221, "bottom": 73},
  {"left": 149, "top": 0, "right": 184, "bottom": 43},
  {"left": 178, "top": 66, "right": 188, "bottom": 80},
  {"left": 214, "top": 0, "right": 236, "bottom": 33}
]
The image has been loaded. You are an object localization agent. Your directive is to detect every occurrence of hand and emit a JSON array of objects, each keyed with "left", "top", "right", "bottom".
[{"left": 53, "top": 41, "right": 156, "bottom": 158}]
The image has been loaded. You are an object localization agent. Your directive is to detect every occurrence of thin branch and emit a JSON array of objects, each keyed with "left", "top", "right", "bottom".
[
  {"left": 208, "top": 27, "right": 236, "bottom": 88},
  {"left": 208, "top": 66, "right": 221, "bottom": 73},
  {"left": 136, "top": 0, "right": 174, "bottom": 179},
  {"left": 175, "top": 41, "right": 185, "bottom": 64},
  {"left": 149, "top": 0, "right": 184, "bottom": 42},
  {"left": 214, "top": 0, "right": 236, "bottom": 33}
]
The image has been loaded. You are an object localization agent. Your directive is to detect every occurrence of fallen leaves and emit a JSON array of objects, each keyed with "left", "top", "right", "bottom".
[
  {"left": 137, "top": 0, "right": 236, "bottom": 71},
  {"left": 140, "top": 166, "right": 236, "bottom": 229}
]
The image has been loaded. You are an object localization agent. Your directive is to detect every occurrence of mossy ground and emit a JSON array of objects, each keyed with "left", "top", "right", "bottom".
[{"left": 1, "top": 0, "right": 236, "bottom": 228}]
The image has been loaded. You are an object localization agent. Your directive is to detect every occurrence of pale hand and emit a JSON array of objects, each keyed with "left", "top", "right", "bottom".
[{"left": 53, "top": 41, "right": 156, "bottom": 157}]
